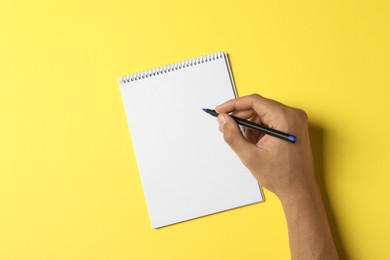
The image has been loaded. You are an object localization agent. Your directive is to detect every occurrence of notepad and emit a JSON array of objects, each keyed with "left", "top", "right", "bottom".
[{"left": 118, "top": 52, "right": 263, "bottom": 228}]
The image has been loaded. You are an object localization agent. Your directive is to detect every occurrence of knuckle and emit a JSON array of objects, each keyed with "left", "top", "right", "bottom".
[
  {"left": 249, "top": 93, "right": 262, "bottom": 100},
  {"left": 295, "top": 108, "right": 308, "bottom": 121}
]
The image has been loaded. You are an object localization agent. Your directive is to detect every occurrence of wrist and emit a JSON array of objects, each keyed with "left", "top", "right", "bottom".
[{"left": 276, "top": 176, "right": 321, "bottom": 209}]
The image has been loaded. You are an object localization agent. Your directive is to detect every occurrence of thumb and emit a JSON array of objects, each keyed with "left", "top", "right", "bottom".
[{"left": 217, "top": 114, "right": 257, "bottom": 166}]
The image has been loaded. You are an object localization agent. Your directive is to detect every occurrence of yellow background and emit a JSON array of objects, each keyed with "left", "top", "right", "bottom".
[{"left": 1, "top": 0, "right": 389, "bottom": 259}]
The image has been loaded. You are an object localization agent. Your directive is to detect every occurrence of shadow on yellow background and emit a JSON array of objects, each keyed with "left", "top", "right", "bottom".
[{"left": 310, "top": 124, "right": 348, "bottom": 259}]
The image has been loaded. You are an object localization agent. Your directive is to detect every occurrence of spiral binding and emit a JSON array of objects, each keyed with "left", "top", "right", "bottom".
[{"left": 119, "top": 52, "right": 226, "bottom": 85}]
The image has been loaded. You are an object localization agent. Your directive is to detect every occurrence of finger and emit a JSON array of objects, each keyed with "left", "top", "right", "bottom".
[
  {"left": 215, "top": 94, "right": 287, "bottom": 125},
  {"left": 243, "top": 127, "right": 263, "bottom": 144},
  {"left": 215, "top": 94, "right": 266, "bottom": 113},
  {"left": 243, "top": 115, "right": 264, "bottom": 143},
  {"left": 231, "top": 109, "right": 255, "bottom": 119},
  {"left": 217, "top": 114, "right": 258, "bottom": 166}
]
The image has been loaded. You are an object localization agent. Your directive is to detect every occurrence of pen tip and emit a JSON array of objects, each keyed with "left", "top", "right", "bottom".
[{"left": 202, "top": 108, "right": 207, "bottom": 112}]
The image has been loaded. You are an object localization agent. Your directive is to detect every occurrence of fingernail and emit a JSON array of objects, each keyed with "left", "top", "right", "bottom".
[{"left": 217, "top": 115, "right": 227, "bottom": 128}]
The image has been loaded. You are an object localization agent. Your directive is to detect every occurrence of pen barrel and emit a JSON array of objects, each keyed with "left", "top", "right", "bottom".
[
  {"left": 231, "top": 116, "right": 296, "bottom": 143},
  {"left": 203, "top": 109, "right": 296, "bottom": 143}
]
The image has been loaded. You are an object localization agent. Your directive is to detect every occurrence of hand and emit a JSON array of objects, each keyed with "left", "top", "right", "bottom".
[
  {"left": 215, "top": 94, "right": 316, "bottom": 201},
  {"left": 216, "top": 94, "right": 340, "bottom": 260}
]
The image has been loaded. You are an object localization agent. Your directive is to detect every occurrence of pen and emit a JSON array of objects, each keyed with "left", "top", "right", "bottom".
[{"left": 202, "top": 108, "right": 297, "bottom": 143}]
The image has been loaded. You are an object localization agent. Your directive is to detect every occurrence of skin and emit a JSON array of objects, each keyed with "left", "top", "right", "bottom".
[{"left": 215, "top": 94, "right": 339, "bottom": 260}]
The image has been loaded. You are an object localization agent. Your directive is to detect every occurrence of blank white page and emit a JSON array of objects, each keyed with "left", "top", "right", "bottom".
[{"left": 119, "top": 52, "right": 263, "bottom": 228}]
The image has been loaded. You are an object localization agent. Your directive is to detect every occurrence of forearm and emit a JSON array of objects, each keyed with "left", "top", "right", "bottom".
[{"left": 280, "top": 182, "right": 339, "bottom": 260}]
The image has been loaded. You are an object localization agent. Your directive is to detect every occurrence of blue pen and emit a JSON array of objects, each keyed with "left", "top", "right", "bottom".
[{"left": 202, "top": 108, "right": 297, "bottom": 143}]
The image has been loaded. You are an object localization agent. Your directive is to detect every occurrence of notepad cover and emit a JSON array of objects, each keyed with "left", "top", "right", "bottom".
[{"left": 119, "top": 52, "right": 263, "bottom": 228}]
